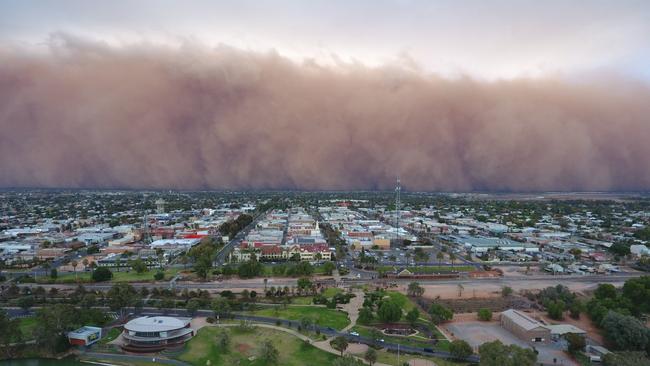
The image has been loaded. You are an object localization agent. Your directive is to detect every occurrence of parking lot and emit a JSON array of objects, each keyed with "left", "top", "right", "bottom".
[{"left": 445, "top": 321, "right": 577, "bottom": 366}]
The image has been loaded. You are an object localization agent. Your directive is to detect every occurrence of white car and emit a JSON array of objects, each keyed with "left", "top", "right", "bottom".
[{"left": 349, "top": 331, "right": 360, "bottom": 336}]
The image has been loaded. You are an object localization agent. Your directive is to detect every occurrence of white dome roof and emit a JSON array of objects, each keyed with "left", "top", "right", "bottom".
[{"left": 124, "top": 316, "right": 188, "bottom": 332}]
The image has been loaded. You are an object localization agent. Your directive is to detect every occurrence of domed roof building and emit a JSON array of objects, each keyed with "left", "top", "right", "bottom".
[{"left": 121, "top": 316, "right": 194, "bottom": 352}]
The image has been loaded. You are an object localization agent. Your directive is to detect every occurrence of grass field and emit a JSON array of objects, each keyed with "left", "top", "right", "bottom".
[
  {"left": 178, "top": 326, "right": 340, "bottom": 366},
  {"left": 100, "top": 328, "right": 121, "bottom": 344},
  {"left": 36, "top": 268, "right": 181, "bottom": 284},
  {"left": 322, "top": 287, "right": 343, "bottom": 298},
  {"left": 247, "top": 306, "right": 350, "bottom": 330},
  {"left": 18, "top": 317, "right": 37, "bottom": 339},
  {"left": 385, "top": 291, "right": 418, "bottom": 313}
]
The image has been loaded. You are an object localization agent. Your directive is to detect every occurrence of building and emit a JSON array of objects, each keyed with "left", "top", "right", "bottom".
[
  {"left": 500, "top": 309, "right": 550, "bottom": 343},
  {"left": 631, "top": 244, "right": 650, "bottom": 257},
  {"left": 68, "top": 326, "right": 102, "bottom": 346},
  {"left": 121, "top": 316, "right": 193, "bottom": 352},
  {"left": 545, "top": 324, "right": 586, "bottom": 341}
]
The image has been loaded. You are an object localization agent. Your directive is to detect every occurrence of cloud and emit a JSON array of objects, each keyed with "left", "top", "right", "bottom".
[{"left": 1, "top": 34, "right": 649, "bottom": 191}]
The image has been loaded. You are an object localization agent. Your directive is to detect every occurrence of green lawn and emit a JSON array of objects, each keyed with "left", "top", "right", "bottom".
[
  {"left": 291, "top": 296, "right": 314, "bottom": 305},
  {"left": 246, "top": 306, "right": 350, "bottom": 330},
  {"left": 36, "top": 268, "right": 181, "bottom": 284},
  {"left": 178, "top": 326, "right": 340, "bottom": 366},
  {"left": 385, "top": 291, "right": 418, "bottom": 313},
  {"left": 100, "top": 327, "right": 121, "bottom": 344},
  {"left": 322, "top": 287, "right": 343, "bottom": 298},
  {"left": 18, "top": 317, "right": 37, "bottom": 339}
]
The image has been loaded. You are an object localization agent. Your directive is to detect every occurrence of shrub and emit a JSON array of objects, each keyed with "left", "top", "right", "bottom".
[{"left": 477, "top": 308, "right": 492, "bottom": 321}]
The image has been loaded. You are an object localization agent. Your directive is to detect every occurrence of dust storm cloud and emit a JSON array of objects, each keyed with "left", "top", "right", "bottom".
[{"left": 1, "top": 35, "right": 649, "bottom": 191}]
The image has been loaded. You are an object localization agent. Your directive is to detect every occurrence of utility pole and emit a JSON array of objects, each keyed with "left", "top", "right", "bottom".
[{"left": 395, "top": 176, "right": 401, "bottom": 244}]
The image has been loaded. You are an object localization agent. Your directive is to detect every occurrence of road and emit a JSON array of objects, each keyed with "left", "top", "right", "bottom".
[
  {"left": 10, "top": 271, "right": 640, "bottom": 292},
  {"left": 213, "top": 211, "right": 265, "bottom": 266}
]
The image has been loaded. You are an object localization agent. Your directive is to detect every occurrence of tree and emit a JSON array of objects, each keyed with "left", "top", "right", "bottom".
[
  {"left": 154, "top": 271, "right": 165, "bottom": 280},
  {"left": 436, "top": 251, "right": 444, "bottom": 265},
  {"left": 71, "top": 260, "right": 78, "bottom": 281},
  {"left": 217, "top": 331, "right": 230, "bottom": 351},
  {"left": 449, "top": 339, "right": 473, "bottom": 360},
  {"left": 297, "top": 277, "right": 313, "bottom": 295},
  {"left": 238, "top": 259, "right": 263, "bottom": 279},
  {"left": 189, "top": 240, "right": 218, "bottom": 279},
  {"left": 330, "top": 336, "right": 349, "bottom": 356},
  {"left": 407, "top": 282, "right": 424, "bottom": 297},
  {"left": 601, "top": 311, "right": 649, "bottom": 351},
  {"left": 406, "top": 308, "right": 420, "bottom": 327},
  {"left": 477, "top": 308, "right": 492, "bottom": 321},
  {"left": 501, "top": 286, "right": 513, "bottom": 297},
  {"left": 186, "top": 298, "right": 201, "bottom": 316},
  {"left": 377, "top": 300, "right": 402, "bottom": 323},
  {"left": 130, "top": 258, "right": 148, "bottom": 274},
  {"left": 479, "top": 340, "right": 537, "bottom": 366},
  {"left": 566, "top": 333, "right": 586, "bottom": 354},
  {"left": 358, "top": 307, "right": 374, "bottom": 325},
  {"left": 322, "top": 261, "right": 336, "bottom": 275},
  {"left": 0, "top": 310, "right": 22, "bottom": 353},
  {"left": 603, "top": 352, "right": 650, "bottom": 366},
  {"left": 50, "top": 268, "right": 58, "bottom": 279},
  {"left": 413, "top": 248, "right": 430, "bottom": 263},
  {"left": 546, "top": 300, "right": 565, "bottom": 320},
  {"left": 259, "top": 339, "right": 279, "bottom": 364},
  {"left": 92, "top": 267, "right": 113, "bottom": 282},
  {"left": 80, "top": 294, "right": 97, "bottom": 309},
  {"left": 364, "top": 348, "right": 378, "bottom": 365},
  {"left": 82, "top": 258, "right": 89, "bottom": 270},
  {"left": 595, "top": 283, "right": 618, "bottom": 300},
  {"left": 17, "top": 296, "right": 35, "bottom": 313},
  {"left": 333, "top": 355, "right": 363, "bottom": 366},
  {"left": 212, "top": 298, "right": 231, "bottom": 319},
  {"left": 429, "top": 303, "right": 453, "bottom": 324},
  {"left": 107, "top": 283, "right": 137, "bottom": 317}
]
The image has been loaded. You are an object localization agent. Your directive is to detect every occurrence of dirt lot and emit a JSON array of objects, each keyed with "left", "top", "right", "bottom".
[
  {"left": 419, "top": 278, "right": 626, "bottom": 300},
  {"left": 444, "top": 316, "right": 578, "bottom": 366}
]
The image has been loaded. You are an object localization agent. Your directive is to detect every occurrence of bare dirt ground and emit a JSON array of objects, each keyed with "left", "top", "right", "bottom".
[
  {"left": 347, "top": 343, "right": 368, "bottom": 354},
  {"left": 420, "top": 279, "right": 625, "bottom": 300}
]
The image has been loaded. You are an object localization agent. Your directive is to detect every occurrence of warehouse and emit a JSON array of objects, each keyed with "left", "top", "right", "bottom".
[{"left": 500, "top": 309, "right": 550, "bottom": 343}]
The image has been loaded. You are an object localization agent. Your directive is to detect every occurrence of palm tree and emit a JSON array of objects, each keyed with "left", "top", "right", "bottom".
[
  {"left": 436, "top": 251, "right": 444, "bottom": 266},
  {"left": 449, "top": 252, "right": 456, "bottom": 270},
  {"left": 71, "top": 260, "right": 78, "bottom": 281},
  {"left": 82, "top": 258, "right": 89, "bottom": 271}
]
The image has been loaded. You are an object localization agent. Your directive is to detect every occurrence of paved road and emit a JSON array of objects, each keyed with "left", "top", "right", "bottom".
[
  {"left": 10, "top": 271, "right": 638, "bottom": 292},
  {"left": 213, "top": 211, "right": 265, "bottom": 266}
]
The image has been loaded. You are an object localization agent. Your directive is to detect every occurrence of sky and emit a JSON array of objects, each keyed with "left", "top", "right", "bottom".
[{"left": 1, "top": 0, "right": 650, "bottom": 191}]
